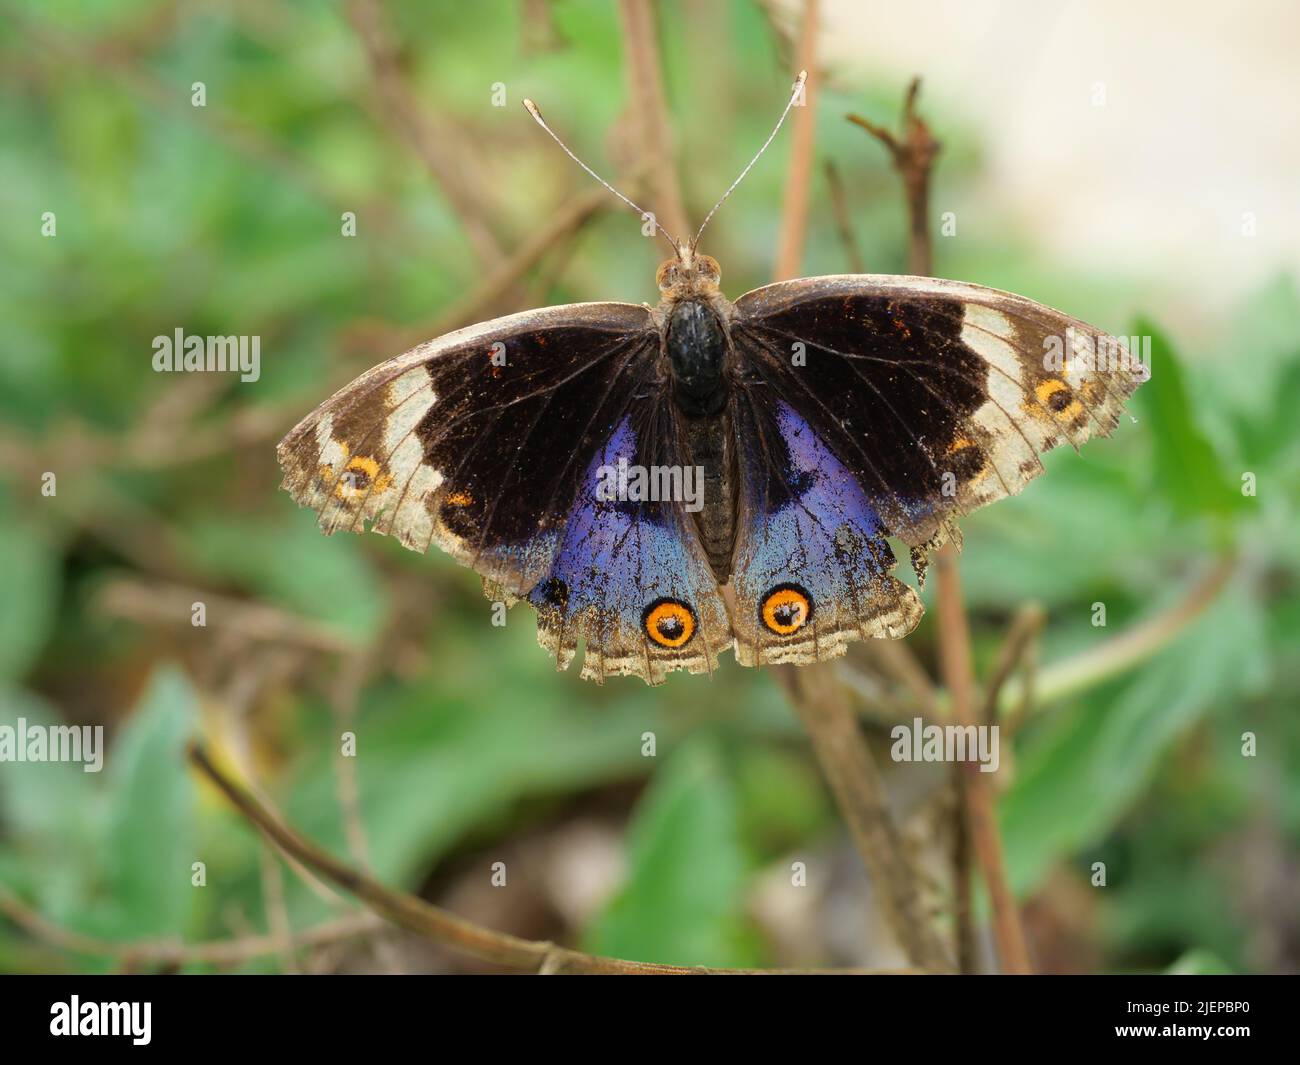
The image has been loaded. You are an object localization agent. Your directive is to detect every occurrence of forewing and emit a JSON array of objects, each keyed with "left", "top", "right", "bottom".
[
  {"left": 733, "top": 274, "right": 1147, "bottom": 547},
  {"left": 277, "top": 302, "right": 658, "bottom": 598}
]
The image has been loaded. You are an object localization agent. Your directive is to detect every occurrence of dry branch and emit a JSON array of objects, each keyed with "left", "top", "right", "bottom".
[
  {"left": 186, "top": 744, "right": 916, "bottom": 975},
  {"left": 0, "top": 884, "right": 383, "bottom": 968},
  {"left": 617, "top": 0, "right": 690, "bottom": 240},
  {"left": 772, "top": 0, "right": 820, "bottom": 280},
  {"left": 776, "top": 668, "right": 955, "bottom": 973},
  {"left": 854, "top": 77, "right": 1033, "bottom": 974}
]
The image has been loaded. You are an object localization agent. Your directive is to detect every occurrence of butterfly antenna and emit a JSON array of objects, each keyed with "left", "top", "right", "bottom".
[
  {"left": 523, "top": 98, "right": 683, "bottom": 257},
  {"left": 691, "top": 70, "right": 808, "bottom": 253}
]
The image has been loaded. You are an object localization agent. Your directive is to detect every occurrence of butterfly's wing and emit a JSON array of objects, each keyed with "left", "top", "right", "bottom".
[
  {"left": 526, "top": 394, "right": 733, "bottom": 684},
  {"left": 277, "top": 302, "right": 730, "bottom": 684},
  {"left": 726, "top": 274, "right": 1147, "bottom": 666},
  {"left": 727, "top": 389, "right": 926, "bottom": 666}
]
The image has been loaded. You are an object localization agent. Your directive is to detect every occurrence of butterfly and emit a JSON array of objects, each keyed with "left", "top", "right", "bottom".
[{"left": 277, "top": 73, "right": 1148, "bottom": 685}]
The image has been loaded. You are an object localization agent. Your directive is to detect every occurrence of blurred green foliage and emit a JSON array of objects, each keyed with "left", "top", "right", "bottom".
[{"left": 0, "top": 0, "right": 1297, "bottom": 974}]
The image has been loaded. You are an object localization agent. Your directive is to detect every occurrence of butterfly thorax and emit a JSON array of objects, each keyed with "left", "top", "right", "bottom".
[
  {"left": 665, "top": 300, "right": 728, "bottom": 417},
  {"left": 655, "top": 252, "right": 731, "bottom": 416}
]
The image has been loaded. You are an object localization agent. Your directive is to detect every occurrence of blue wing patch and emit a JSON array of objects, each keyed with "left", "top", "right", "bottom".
[
  {"left": 730, "top": 396, "right": 924, "bottom": 666},
  {"left": 527, "top": 411, "right": 732, "bottom": 684}
]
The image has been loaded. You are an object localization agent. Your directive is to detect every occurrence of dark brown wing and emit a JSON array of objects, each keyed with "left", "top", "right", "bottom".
[
  {"left": 731, "top": 274, "right": 1147, "bottom": 548},
  {"left": 277, "top": 302, "right": 660, "bottom": 597}
]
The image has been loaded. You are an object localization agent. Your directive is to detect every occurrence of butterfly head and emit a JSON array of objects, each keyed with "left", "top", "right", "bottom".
[{"left": 656, "top": 252, "right": 721, "bottom": 298}]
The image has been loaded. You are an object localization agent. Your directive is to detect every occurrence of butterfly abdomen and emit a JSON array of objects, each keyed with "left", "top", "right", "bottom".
[{"left": 680, "top": 411, "right": 737, "bottom": 582}]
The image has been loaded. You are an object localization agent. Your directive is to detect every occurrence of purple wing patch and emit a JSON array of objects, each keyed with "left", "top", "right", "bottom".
[
  {"left": 527, "top": 412, "right": 731, "bottom": 684},
  {"left": 730, "top": 396, "right": 924, "bottom": 666}
]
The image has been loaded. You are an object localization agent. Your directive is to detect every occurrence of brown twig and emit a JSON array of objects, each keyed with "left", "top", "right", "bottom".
[
  {"left": 935, "top": 549, "right": 1033, "bottom": 973},
  {"left": 520, "top": 0, "right": 565, "bottom": 54},
  {"left": 187, "top": 743, "right": 914, "bottom": 974},
  {"left": 326, "top": 636, "right": 414, "bottom": 972},
  {"left": 0, "top": 884, "right": 384, "bottom": 968},
  {"left": 834, "top": 662, "right": 915, "bottom": 725},
  {"left": 847, "top": 78, "right": 939, "bottom": 276},
  {"left": 860, "top": 639, "right": 942, "bottom": 720},
  {"left": 981, "top": 603, "right": 1047, "bottom": 727},
  {"left": 257, "top": 842, "right": 298, "bottom": 973},
  {"left": 772, "top": 0, "right": 819, "bottom": 280},
  {"left": 528, "top": 230, "right": 584, "bottom": 305},
  {"left": 949, "top": 769, "right": 977, "bottom": 973},
  {"left": 617, "top": 0, "right": 690, "bottom": 241},
  {"left": 330, "top": 650, "right": 375, "bottom": 870},
  {"left": 999, "top": 556, "right": 1236, "bottom": 725},
  {"left": 776, "top": 668, "right": 955, "bottom": 972},
  {"left": 119, "top": 403, "right": 296, "bottom": 470},
  {"left": 824, "top": 159, "right": 866, "bottom": 273},
  {"left": 346, "top": 0, "right": 508, "bottom": 268},
  {"left": 221, "top": 667, "right": 326, "bottom": 975},
  {"left": 855, "top": 77, "right": 1032, "bottom": 973},
  {"left": 953, "top": 600, "right": 1046, "bottom": 974},
  {"left": 97, "top": 578, "right": 356, "bottom": 655},
  {"left": 846, "top": 558, "right": 1234, "bottom": 726},
  {"left": 408, "top": 183, "right": 616, "bottom": 344}
]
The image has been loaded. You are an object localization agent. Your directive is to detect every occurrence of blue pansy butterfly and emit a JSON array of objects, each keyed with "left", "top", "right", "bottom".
[{"left": 278, "top": 74, "right": 1147, "bottom": 684}]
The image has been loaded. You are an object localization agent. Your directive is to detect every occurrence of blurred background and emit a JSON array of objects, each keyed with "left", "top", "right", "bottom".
[{"left": 1, "top": 0, "right": 1296, "bottom": 974}]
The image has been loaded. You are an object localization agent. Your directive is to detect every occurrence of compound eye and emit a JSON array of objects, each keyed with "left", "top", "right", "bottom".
[
  {"left": 642, "top": 598, "right": 697, "bottom": 648},
  {"left": 760, "top": 584, "right": 813, "bottom": 636},
  {"left": 656, "top": 262, "right": 680, "bottom": 291}
]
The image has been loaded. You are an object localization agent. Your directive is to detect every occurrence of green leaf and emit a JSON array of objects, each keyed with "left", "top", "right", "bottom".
[
  {"left": 958, "top": 452, "right": 1161, "bottom": 608},
  {"left": 1165, "top": 949, "right": 1236, "bottom": 975},
  {"left": 1212, "top": 274, "right": 1300, "bottom": 420},
  {"left": 1134, "top": 318, "right": 1243, "bottom": 520},
  {"left": 101, "top": 666, "right": 199, "bottom": 939},
  {"left": 0, "top": 688, "right": 104, "bottom": 924},
  {"left": 186, "top": 515, "right": 386, "bottom": 640},
  {"left": 585, "top": 738, "right": 760, "bottom": 967},
  {"left": 282, "top": 619, "right": 674, "bottom": 890},
  {"left": 1001, "top": 581, "right": 1267, "bottom": 896},
  {"left": 732, "top": 745, "right": 833, "bottom": 859},
  {"left": 0, "top": 505, "right": 59, "bottom": 681}
]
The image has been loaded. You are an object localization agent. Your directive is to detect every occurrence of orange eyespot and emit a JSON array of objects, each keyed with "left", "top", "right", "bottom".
[
  {"left": 1035, "top": 378, "right": 1080, "bottom": 418},
  {"left": 331, "top": 454, "right": 392, "bottom": 499},
  {"left": 760, "top": 584, "right": 813, "bottom": 636},
  {"left": 946, "top": 436, "right": 987, "bottom": 480},
  {"left": 643, "top": 598, "right": 697, "bottom": 649}
]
